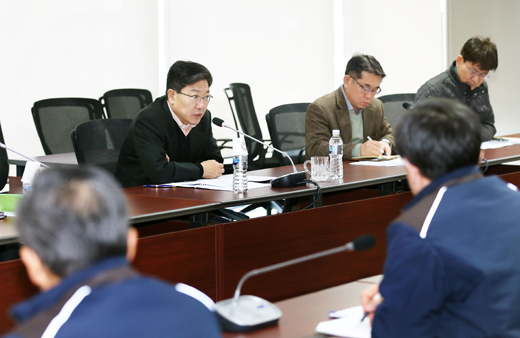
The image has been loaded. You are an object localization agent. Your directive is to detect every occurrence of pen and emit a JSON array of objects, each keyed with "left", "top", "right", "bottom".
[
  {"left": 143, "top": 184, "right": 173, "bottom": 188},
  {"left": 367, "top": 136, "right": 385, "bottom": 156}
]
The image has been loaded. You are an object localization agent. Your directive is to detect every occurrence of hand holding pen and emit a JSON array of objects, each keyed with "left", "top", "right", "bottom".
[{"left": 360, "top": 284, "right": 382, "bottom": 324}]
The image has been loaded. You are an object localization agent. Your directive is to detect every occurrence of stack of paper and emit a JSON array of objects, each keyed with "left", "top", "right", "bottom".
[{"left": 315, "top": 305, "right": 371, "bottom": 338}]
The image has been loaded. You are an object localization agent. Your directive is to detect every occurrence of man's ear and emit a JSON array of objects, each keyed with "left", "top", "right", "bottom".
[
  {"left": 343, "top": 75, "right": 352, "bottom": 89},
  {"left": 456, "top": 55, "right": 464, "bottom": 67},
  {"left": 126, "top": 227, "right": 138, "bottom": 263},
  {"left": 167, "top": 89, "right": 176, "bottom": 104},
  {"left": 19, "top": 246, "right": 60, "bottom": 291}
]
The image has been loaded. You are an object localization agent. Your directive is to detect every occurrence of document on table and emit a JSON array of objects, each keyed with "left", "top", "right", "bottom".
[
  {"left": 169, "top": 174, "right": 274, "bottom": 191},
  {"left": 315, "top": 305, "right": 371, "bottom": 338},
  {"left": 350, "top": 156, "right": 404, "bottom": 167},
  {"left": 481, "top": 140, "right": 515, "bottom": 149}
]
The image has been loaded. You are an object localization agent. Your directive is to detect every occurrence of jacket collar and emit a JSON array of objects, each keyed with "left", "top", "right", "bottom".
[
  {"left": 11, "top": 256, "right": 129, "bottom": 323},
  {"left": 404, "top": 165, "right": 481, "bottom": 211}
]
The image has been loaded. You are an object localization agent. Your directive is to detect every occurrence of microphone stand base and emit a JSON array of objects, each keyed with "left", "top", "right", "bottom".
[
  {"left": 271, "top": 171, "right": 307, "bottom": 188},
  {"left": 215, "top": 295, "right": 282, "bottom": 332}
]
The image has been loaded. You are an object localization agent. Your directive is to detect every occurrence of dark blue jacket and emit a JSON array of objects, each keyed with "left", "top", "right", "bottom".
[
  {"left": 4, "top": 257, "right": 222, "bottom": 338},
  {"left": 373, "top": 166, "right": 520, "bottom": 337}
]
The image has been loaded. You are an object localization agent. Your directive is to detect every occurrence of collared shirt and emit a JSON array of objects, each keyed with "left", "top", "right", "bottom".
[
  {"left": 341, "top": 86, "right": 363, "bottom": 157},
  {"left": 168, "top": 102, "right": 196, "bottom": 136}
]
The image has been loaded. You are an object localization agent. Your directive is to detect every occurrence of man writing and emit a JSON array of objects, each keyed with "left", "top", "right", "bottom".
[
  {"left": 116, "top": 60, "right": 224, "bottom": 187},
  {"left": 415, "top": 36, "right": 498, "bottom": 140},
  {"left": 305, "top": 54, "right": 394, "bottom": 159},
  {"left": 4, "top": 167, "right": 222, "bottom": 337},
  {"left": 361, "top": 98, "right": 520, "bottom": 337}
]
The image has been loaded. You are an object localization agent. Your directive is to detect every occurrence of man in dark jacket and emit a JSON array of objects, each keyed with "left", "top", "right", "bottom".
[
  {"left": 115, "top": 61, "right": 224, "bottom": 187},
  {"left": 4, "top": 167, "right": 222, "bottom": 338},
  {"left": 415, "top": 36, "right": 498, "bottom": 141},
  {"left": 361, "top": 98, "right": 520, "bottom": 337}
]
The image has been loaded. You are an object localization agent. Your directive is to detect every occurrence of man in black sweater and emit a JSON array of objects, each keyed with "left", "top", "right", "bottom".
[{"left": 116, "top": 61, "right": 224, "bottom": 188}]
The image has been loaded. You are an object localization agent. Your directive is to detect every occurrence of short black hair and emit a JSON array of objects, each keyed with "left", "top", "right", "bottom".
[
  {"left": 460, "top": 36, "right": 498, "bottom": 71},
  {"left": 16, "top": 167, "right": 129, "bottom": 277},
  {"left": 345, "top": 54, "right": 386, "bottom": 79},
  {"left": 166, "top": 61, "right": 213, "bottom": 95},
  {"left": 395, "top": 98, "right": 482, "bottom": 180}
]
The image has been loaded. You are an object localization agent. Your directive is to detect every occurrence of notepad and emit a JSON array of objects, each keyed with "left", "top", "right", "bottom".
[
  {"left": 315, "top": 305, "right": 371, "bottom": 338},
  {"left": 350, "top": 157, "right": 404, "bottom": 167},
  {"left": 352, "top": 155, "right": 399, "bottom": 161}
]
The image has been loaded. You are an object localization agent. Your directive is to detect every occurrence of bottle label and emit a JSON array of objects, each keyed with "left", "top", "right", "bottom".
[
  {"left": 233, "top": 157, "right": 240, "bottom": 165},
  {"left": 329, "top": 144, "right": 343, "bottom": 155}
]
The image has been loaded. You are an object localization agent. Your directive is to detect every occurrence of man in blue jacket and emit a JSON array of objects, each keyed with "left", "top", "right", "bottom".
[
  {"left": 361, "top": 98, "right": 520, "bottom": 337},
  {"left": 4, "top": 167, "right": 222, "bottom": 338}
]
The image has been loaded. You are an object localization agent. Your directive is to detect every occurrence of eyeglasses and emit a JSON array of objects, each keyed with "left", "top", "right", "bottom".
[
  {"left": 179, "top": 92, "right": 213, "bottom": 104},
  {"left": 353, "top": 78, "right": 381, "bottom": 95},
  {"left": 465, "top": 63, "right": 489, "bottom": 80}
]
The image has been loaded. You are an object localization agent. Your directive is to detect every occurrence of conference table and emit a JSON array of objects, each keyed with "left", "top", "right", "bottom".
[
  {"left": 2, "top": 142, "right": 520, "bottom": 334},
  {"left": 222, "top": 276, "right": 382, "bottom": 338}
]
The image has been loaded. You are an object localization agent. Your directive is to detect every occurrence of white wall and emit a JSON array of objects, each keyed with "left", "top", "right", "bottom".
[
  {"left": 0, "top": 0, "right": 159, "bottom": 173},
  {"left": 0, "top": 0, "right": 444, "bottom": 171},
  {"left": 343, "top": 0, "right": 445, "bottom": 96},
  {"left": 448, "top": 0, "right": 520, "bottom": 136},
  {"left": 165, "top": 0, "right": 335, "bottom": 151}
]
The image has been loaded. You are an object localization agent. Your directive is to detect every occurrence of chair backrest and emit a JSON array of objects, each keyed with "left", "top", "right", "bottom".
[
  {"left": 100, "top": 88, "right": 153, "bottom": 119},
  {"left": 0, "top": 120, "right": 8, "bottom": 191},
  {"left": 225, "top": 83, "right": 266, "bottom": 164},
  {"left": 378, "top": 93, "right": 416, "bottom": 130},
  {"left": 71, "top": 118, "right": 133, "bottom": 175},
  {"left": 266, "top": 103, "right": 310, "bottom": 166},
  {"left": 32, "top": 98, "right": 104, "bottom": 155}
]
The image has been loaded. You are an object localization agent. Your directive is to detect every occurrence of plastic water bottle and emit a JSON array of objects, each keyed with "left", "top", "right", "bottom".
[
  {"left": 329, "top": 130, "right": 343, "bottom": 179},
  {"left": 233, "top": 138, "right": 248, "bottom": 193},
  {"left": 233, "top": 155, "right": 248, "bottom": 193}
]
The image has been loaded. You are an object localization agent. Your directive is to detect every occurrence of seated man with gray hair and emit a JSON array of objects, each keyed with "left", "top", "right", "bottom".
[{"left": 4, "top": 167, "right": 221, "bottom": 337}]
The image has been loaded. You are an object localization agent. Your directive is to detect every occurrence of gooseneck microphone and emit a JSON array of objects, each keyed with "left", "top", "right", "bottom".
[
  {"left": 402, "top": 102, "right": 413, "bottom": 110},
  {"left": 212, "top": 117, "right": 307, "bottom": 188},
  {"left": 215, "top": 234, "right": 376, "bottom": 332},
  {"left": 0, "top": 142, "right": 50, "bottom": 168}
]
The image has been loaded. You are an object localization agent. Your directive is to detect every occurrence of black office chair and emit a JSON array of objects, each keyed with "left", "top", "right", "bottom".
[
  {"left": 100, "top": 88, "right": 153, "bottom": 119},
  {"left": 32, "top": 98, "right": 104, "bottom": 155},
  {"left": 266, "top": 103, "right": 310, "bottom": 167},
  {"left": 224, "top": 83, "right": 278, "bottom": 170},
  {"left": 0, "top": 120, "right": 8, "bottom": 191},
  {"left": 378, "top": 93, "right": 415, "bottom": 129},
  {"left": 71, "top": 119, "right": 133, "bottom": 176}
]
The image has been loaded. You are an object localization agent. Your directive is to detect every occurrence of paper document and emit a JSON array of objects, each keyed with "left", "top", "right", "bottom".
[
  {"left": 169, "top": 174, "right": 273, "bottom": 191},
  {"left": 494, "top": 137, "right": 520, "bottom": 144},
  {"left": 481, "top": 140, "right": 514, "bottom": 149},
  {"left": 350, "top": 157, "right": 404, "bottom": 167},
  {"left": 316, "top": 305, "right": 371, "bottom": 338}
]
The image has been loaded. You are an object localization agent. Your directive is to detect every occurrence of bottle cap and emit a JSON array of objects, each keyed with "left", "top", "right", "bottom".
[
  {"left": 332, "top": 130, "right": 340, "bottom": 136},
  {"left": 233, "top": 137, "right": 248, "bottom": 156}
]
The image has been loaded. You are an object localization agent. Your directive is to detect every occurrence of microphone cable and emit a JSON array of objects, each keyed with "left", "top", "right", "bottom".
[
  {"left": 481, "top": 157, "right": 489, "bottom": 174},
  {"left": 301, "top": 179, "right": 322, "bottom": 210}
]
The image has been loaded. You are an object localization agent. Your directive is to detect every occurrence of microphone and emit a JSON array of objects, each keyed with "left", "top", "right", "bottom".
[
  {"left": 402, "top": 102, "right": 413, "bottom": 110},
  {"left": 212, "top": 117, "right": 307, "bottom": 188},
  {"left": 215, "top": 235, "right": 376, "bottom": 332},
  {"left": 0, "top": 142, "right": 50, "bottom": 169}
]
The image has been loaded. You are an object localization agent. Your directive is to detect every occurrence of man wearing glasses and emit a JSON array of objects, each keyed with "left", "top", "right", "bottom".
[
  {"left": 306, "top": 54, "right": 394, "bottom": 159},
  {"left": 415, "top": 36, "right": 498, "bottom": 141},
  {"left": 116, "top": 61, "right": 224, "bottom": 187}
]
